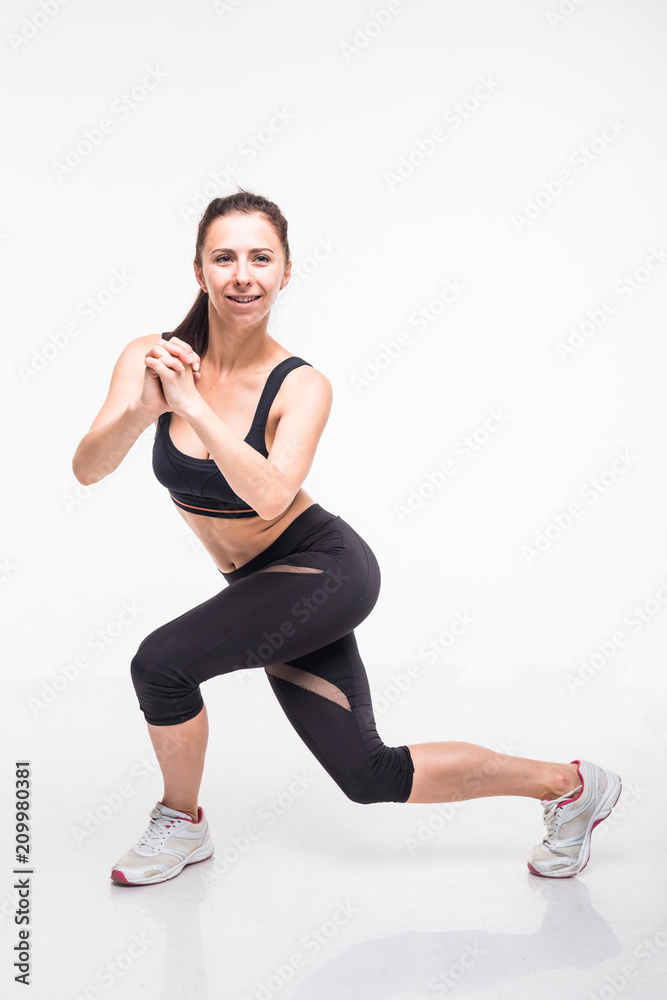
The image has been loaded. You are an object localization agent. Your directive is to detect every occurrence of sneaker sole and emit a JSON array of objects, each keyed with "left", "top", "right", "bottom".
[
  {"left": 110, "top": 835, "right": 215, "bottom": 886},
  {"left": 527, "top": 772, "right": 622, "bottom": 878}
]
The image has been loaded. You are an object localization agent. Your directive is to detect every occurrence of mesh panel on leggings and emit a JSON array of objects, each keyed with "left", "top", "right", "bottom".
[
  {"left": 257, "top": 565, "right": 325, "bottom": 573},
  {"left": 265, "top": 664, "right": 352, "bottom": 710}
]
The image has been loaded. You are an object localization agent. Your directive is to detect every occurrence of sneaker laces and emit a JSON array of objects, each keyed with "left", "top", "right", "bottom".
[
  {"left": 540, "top": 787, "right": 583, "bottom": 851},
  {"left": 540, "top": 799, "right": 561, "bottom": 848},
  {"left": 134, "top": 808, "right": 180, "bottom": 852}
]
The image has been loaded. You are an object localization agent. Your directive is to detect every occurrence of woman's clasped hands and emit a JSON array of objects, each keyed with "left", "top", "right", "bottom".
[{"left": 142, "top": 336, "right": 203, "bottom": 417}]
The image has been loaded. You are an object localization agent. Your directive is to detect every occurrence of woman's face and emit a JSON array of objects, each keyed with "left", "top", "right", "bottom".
[{"left": 194, "top": 213, "right": 290, "bottom": 328}]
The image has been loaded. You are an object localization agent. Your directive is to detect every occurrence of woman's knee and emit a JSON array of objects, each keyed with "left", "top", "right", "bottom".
[
  {"left": 336, "top": 746, "right": 414, "bottom": 805},
  {"left": 130, "top": 629, "right": 184, "bottom": 699},
  {"left": 130, "top": 635, "right": 161, "bottom": 693},
  {"left": 130, "top": 639, "right": 203, "bottom": 725}
]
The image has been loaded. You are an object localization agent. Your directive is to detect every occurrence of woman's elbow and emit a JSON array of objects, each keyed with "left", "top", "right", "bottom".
[
  {"left": 71, "top": 447, "right": 109, "bottom": 486},
  {"left": 71, "top": 448, "right": 91, "bottom": 486},
  {"left": 257, "top": 486, "right": 297, "bottom": 521},
  {"left": 72, "top": 459, "right": 96, "bottom": 486}
]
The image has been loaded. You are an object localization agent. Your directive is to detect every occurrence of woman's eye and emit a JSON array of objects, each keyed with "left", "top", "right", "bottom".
[{"left": 215, "top": 255, "right": 270, "bottom": 263}]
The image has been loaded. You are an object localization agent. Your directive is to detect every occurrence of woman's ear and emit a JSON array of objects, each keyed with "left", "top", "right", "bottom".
[
  {"left": 280, "top": 259, "right": 292, "bottom": 291},
  {"left": 193, "top": 260, "right": 208, "bottom": 294}
]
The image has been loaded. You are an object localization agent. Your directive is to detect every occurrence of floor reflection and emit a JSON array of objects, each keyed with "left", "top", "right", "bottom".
[{"left": 108, "top": 863, "right": 621, "bottom": 999}]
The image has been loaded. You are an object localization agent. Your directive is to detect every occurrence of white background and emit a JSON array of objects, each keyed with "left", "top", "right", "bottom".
[{"left": 2, "top": 1, "right": 666, "bottom": 998}]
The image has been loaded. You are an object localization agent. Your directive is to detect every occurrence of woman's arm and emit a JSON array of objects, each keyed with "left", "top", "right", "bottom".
[
  {"left": 71, "top": 335, "right": 200, "bottom": 485},
  {"left": 176, "top": 365, "right": 333, "bottom": 520}
]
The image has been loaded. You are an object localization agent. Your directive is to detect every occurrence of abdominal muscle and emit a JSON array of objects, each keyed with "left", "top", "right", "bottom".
[{"left": 172, "top": 487, "right": 317, "bottom": 573}]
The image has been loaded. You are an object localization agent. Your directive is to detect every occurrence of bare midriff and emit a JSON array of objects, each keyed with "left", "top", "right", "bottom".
[{"left": 171, "top": 487, "right": 317, "bottom": 574}]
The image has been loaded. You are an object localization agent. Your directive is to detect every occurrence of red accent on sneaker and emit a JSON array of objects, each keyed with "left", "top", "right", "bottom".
[
  {"left": 157, "top": 801, "right": 202, "bottom": 823},
  {"left": 541, "top": 760, "right": 584, "bottom": 804},
  {"left": 110, "top": 869, "right": 131, "bottom": 884},
  {"left": 558, "top": 760, "right": 585, "bottom": 807}
]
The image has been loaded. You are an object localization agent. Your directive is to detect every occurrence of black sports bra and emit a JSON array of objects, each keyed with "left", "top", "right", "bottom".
[{"left": 152, "top": 332, "right": 313, "bottom": 518}]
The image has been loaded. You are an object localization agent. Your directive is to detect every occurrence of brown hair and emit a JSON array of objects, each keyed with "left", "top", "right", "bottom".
[{"left": 166, "top": 187, "right": 291, "bottom": 357}]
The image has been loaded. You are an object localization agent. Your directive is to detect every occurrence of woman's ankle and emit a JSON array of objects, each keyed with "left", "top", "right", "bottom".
[
  {"left": 163, "top": 798, "right": 199, "bottom": 822},
  {"left": 543, "top": 763, "right": 581, "bottom": 800}
]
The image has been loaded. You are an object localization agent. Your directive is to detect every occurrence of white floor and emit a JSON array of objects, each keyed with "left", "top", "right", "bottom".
[{"left": 5, "top": 671, "right": 665, "bottom": 1000}]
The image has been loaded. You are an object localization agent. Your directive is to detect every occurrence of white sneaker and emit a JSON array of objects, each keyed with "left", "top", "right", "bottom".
[
  {"left": 111, "top": 801, "right": 214, "bottom": 886},
  {"left": 528, "top": 760, "right": 621, "bottom": 878}
]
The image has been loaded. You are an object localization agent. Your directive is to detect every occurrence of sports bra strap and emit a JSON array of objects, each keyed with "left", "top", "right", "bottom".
[
  {"left": 249, "top": 357, "right": 312, "bottom": 430},
  {"left": 160, "top": 334, "right": 311, "bottom": 425}
]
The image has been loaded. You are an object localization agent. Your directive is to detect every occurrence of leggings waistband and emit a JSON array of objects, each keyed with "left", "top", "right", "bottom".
[{"left": 220, "top": 503, "right": 339, "bottom": 583}]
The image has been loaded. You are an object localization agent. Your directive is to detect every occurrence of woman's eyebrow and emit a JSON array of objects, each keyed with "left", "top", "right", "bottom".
[{"left": 209, "top": 247, "right": 275, "bottom": 256}]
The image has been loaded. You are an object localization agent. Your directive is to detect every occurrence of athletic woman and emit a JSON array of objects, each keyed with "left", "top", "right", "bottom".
[{"left": 71, "top": 190, "right": 621, "bottom": 886}]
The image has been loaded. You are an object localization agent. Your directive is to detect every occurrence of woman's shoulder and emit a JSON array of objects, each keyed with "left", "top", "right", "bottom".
[
  {"left": 273, "top": 357, "right": 333, "bottom": 416},
  {"left": 103, "top": 334, "right": 166, "bottom": 402},
  {"left": 114, "top": 332, "right": 166, "bottom": 362},
  {"left": 135, "top": 332, "right": 167, "bottom": 348},
  {"left": 276, "top": 352, "right": 331, "bottom": 386}
]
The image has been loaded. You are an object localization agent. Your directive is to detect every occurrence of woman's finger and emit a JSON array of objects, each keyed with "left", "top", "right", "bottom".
[
  {"left": 160, "top": 337, "right": 200, "bottom": 369},
  {"left": 151, "top": 345, "right": 186, "bottom": 371},
  {"left": 146, "top": 355, "right": 200, "bottom": 380},
  {"left": 145, "top": 356, "right": 177, "bottom": 374}
]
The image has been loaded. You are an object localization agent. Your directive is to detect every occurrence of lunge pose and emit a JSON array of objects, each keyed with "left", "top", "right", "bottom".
[{"left": 72, "top": 191, "right": 621, "bottom": 886}]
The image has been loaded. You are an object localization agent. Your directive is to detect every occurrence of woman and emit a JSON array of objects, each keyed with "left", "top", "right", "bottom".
[{"left": 72, "top": 190, "right": 621, "bottom": 886}]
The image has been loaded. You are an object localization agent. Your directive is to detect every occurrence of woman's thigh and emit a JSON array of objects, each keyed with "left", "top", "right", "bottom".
[{"left": 132, "top": 516, "right": 381, "bottom": 691}]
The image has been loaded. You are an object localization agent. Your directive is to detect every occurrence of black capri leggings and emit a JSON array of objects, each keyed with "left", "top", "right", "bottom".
[{"left": 130, "top": 503, "right": 414, "bottom": 804}]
